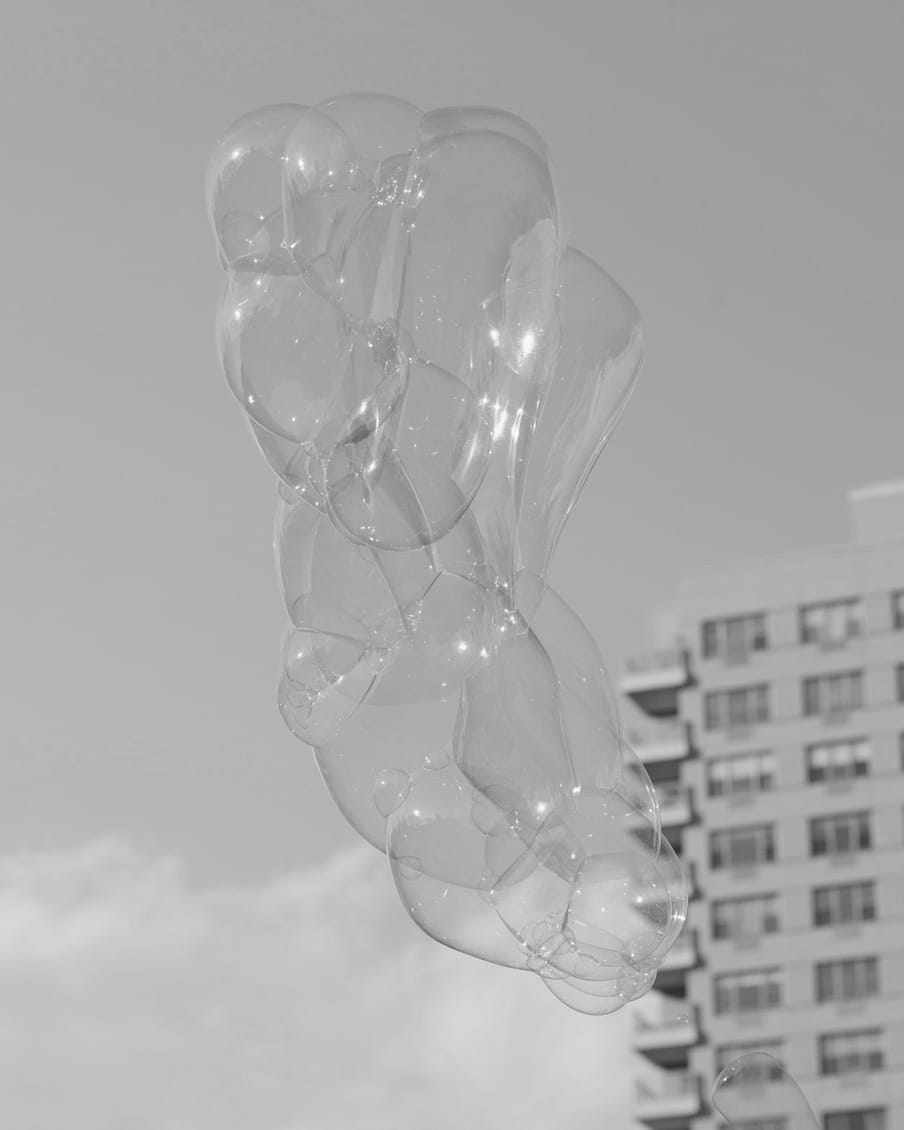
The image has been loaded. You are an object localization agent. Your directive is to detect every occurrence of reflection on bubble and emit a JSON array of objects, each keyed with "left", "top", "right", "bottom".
[{"left": 207, "top": 94, "right": 681, "bottom": 1014}]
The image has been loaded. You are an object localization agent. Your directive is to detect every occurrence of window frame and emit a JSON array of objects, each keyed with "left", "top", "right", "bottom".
[
  {"left": 809, "top": 811, "right": 871, "bottom": 856},
  {"left": 714, "top": 968, "right": 782, "bottom": 1014},
  {"left": 824, "top": 1109, "right": 886, "bottom": 1130},
  {"left": 712, "top": 893, "right": 780, "bottom": 940},
  {"left": 802, "top": 671, "right": 864, "bottom": 717},
  {"left": 819, "top": 1029, "right": 883, "bottom": 1076},
  {"left": 704, "top": 684, "right": 770, "bottom": 730},
  {"left": 806, "top": 738, "right": 871, "bottom": 783},
  {"left": 799, "top": 598, "right": 864, "bottom": 645},
  {"left": 812, "top": 881, "right": 876, "bottom": 927},
  {"left": 715, "top": 1042, "right": 784, "bottom": 1080},
  {"left": 708, "top": 749, "right": 776, "bottom": 797},
  {"left": 710, "top": 823, "right": 776, "bottom": 870},
  {"left": 702, "top": 613, "right": 768, "bottom": 660},
  {"left": 815, "top": 957, "right": 879, "bottom": 1003}
]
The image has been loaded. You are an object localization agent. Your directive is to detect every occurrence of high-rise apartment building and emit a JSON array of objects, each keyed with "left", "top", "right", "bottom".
[{"left": 622, "top": 483, "right": 904, "bottom": 1130}]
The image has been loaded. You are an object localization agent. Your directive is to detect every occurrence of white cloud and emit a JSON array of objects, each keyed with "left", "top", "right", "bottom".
[{"left": 0, "top": 838, "right": 639, "bottom": 1130}]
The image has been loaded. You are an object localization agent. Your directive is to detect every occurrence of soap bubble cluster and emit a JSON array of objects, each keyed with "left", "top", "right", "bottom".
[{"left": 206, "top": 94, "right": 687, "bottom": 1013}]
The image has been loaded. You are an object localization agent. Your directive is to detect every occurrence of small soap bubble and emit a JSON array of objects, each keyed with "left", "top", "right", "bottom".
[
  {"left": 316, "top": 93, "right": 422, "bottom": 170},
  {"left": 281, "top": 107, "right": 361, "bottom": 270},
  {"left": 422, "top": 747, "right": 451, "bottom": 771},
  {"left": 373, "top": 769, "right": 411, "bottom": 817},
  {"left": 216, "top": 269, "right": 351, "bottom": 443},
  {"left": 206, "top": 103, "right": 308, "bottom": 274}
]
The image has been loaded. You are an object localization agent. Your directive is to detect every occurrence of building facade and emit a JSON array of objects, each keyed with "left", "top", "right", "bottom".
[{"left": 622, "top": 483, "right": 904, "bottom": 1130}]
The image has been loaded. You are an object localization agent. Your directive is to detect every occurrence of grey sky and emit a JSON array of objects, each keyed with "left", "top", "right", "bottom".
[
  {"left": 0, "top": 838, "right": 639, "bottom": 1128},
  {"left": 2, "top": 0, "right": 902, "bottom": 882},
  {"left": 1, "top": 1, "right": 902, "bottom": 1124}
]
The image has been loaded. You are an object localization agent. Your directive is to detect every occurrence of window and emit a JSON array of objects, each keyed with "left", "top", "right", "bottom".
[
  {"left": 714, "top": 968, "right": 781, "bottom": 1014},
  {"left": 898, "top": 664, "right": 904, "bottom": 703},
  {"left": 712, "top": 894, "right": 779, "bottom": 939},
  {"left": 711, "top": 824, "right": 775, "bottom": 869},
  {"left": 716, "top": 1042, "right": 784, "bottom": 1079},
  {"left": 820, "top": 1030, "right": 883, "bottom": 1075},
  {"left": 824, "top": 1111, "right": 886, "bottom": 1130},
  {"left": 813, "top": 882, "right": 876, "bottom": 927},
  {"left": 800, "top": 599, "right": 864, "bottom": 644},
  {"left": 704, "top": 685, "right": 770, "bottom": 730},
  {"left": 815, "top": 957, "right": 879, "bottom": 1002},
  {"left": 803, "top": 672, "right": 864, "bottom": 717},
  {"left": 807, "top": 738, "right": 870, "bottom": 782},
  {"left": 708, "top": 750, "right": 775, "bottom": 796},
  {"left": 702, "top": 613, "right": 768, "bottom": 659},
  {"left": 809, "top": 812, "right": 871, "bottom": 856},
  {"left": 892, "top": 592, "right": 904, "bottom": 630}
]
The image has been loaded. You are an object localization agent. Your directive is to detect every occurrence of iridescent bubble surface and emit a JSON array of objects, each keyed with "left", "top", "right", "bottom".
[{"left": 207, "top": 94, "right": 687, "bottom": 1013}]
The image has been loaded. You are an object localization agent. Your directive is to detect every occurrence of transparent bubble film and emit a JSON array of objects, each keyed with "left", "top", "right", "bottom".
[
  {"left": 713, "top": 1053, "right": 819, "bottom": 1130},
  {"left": 206, "top": 94, "right": 684, "bottom": 1014}
]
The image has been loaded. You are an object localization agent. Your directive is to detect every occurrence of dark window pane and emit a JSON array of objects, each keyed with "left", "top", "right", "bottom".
[
  {"left": 825, "top": 1109, "right": 886, "bottom": 1130},
  {"left": 702, "top": 621, "right": 717, "bottom": 658}
]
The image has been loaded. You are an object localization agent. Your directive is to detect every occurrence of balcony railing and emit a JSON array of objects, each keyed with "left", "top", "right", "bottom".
[
  {"left": 635, "top": 1071, "right": 702, "bottom": 1121},
  {"left": 620, "top": 649, "right": 690, "bottom": 718},
  {"left": 658, "top": 929, "right": 696, "bottom": 972},
  {"left": 623, "top": 648, "right": 689, "bottom": 682},
  {"left": 655, "top": 783, "right": 693, "bottom": 827},
  {"left": 625, "top": 648, "right": 686, "bottom": 674},
  {"left": 624, "top": 780, "right": 693, "bottom": 833},
  {"left": 627, "top": 718, "right": 691, "bottom": 764},
  {"left": 633, "top": 1001, "right": 699, "bottom": 1053}
]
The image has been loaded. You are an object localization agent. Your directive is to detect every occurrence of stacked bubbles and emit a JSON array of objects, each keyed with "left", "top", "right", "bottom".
[{"left": 206, "top": 94, "right": 687, "bottom": 1014}]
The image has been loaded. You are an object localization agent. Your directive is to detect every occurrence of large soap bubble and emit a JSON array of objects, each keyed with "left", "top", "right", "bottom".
[
  {"left": 207, "top": 94, "right": 686, "bottom": 1013},
  {"left": 713, "top": 1054, "right": 819, "bottom": 1130}
]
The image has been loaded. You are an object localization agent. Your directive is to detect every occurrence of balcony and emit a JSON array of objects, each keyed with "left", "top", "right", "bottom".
[
  {"left": 633, "top": 999, "right": 699, "bottom": 1064},
  {"left": 654, "top": 929, "right": 697, "bottom": 994},
  {"left": 627, "top": 718, "right": 691, "bottom": 764},
  {"left": 659, "top": 929, "right": 696, "bottom": 971},
  {"left": 620, "top": 649, "right": 690, "bottom": 718},
  {"left": 624, "top": 780, "right": 693, "bottom": 836},
  {"left": 635, "top": 1071, "right": 702, "bottom": 1125},
  {"left": 656, "top": 783, "right": 693, "bottom": 828}
]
